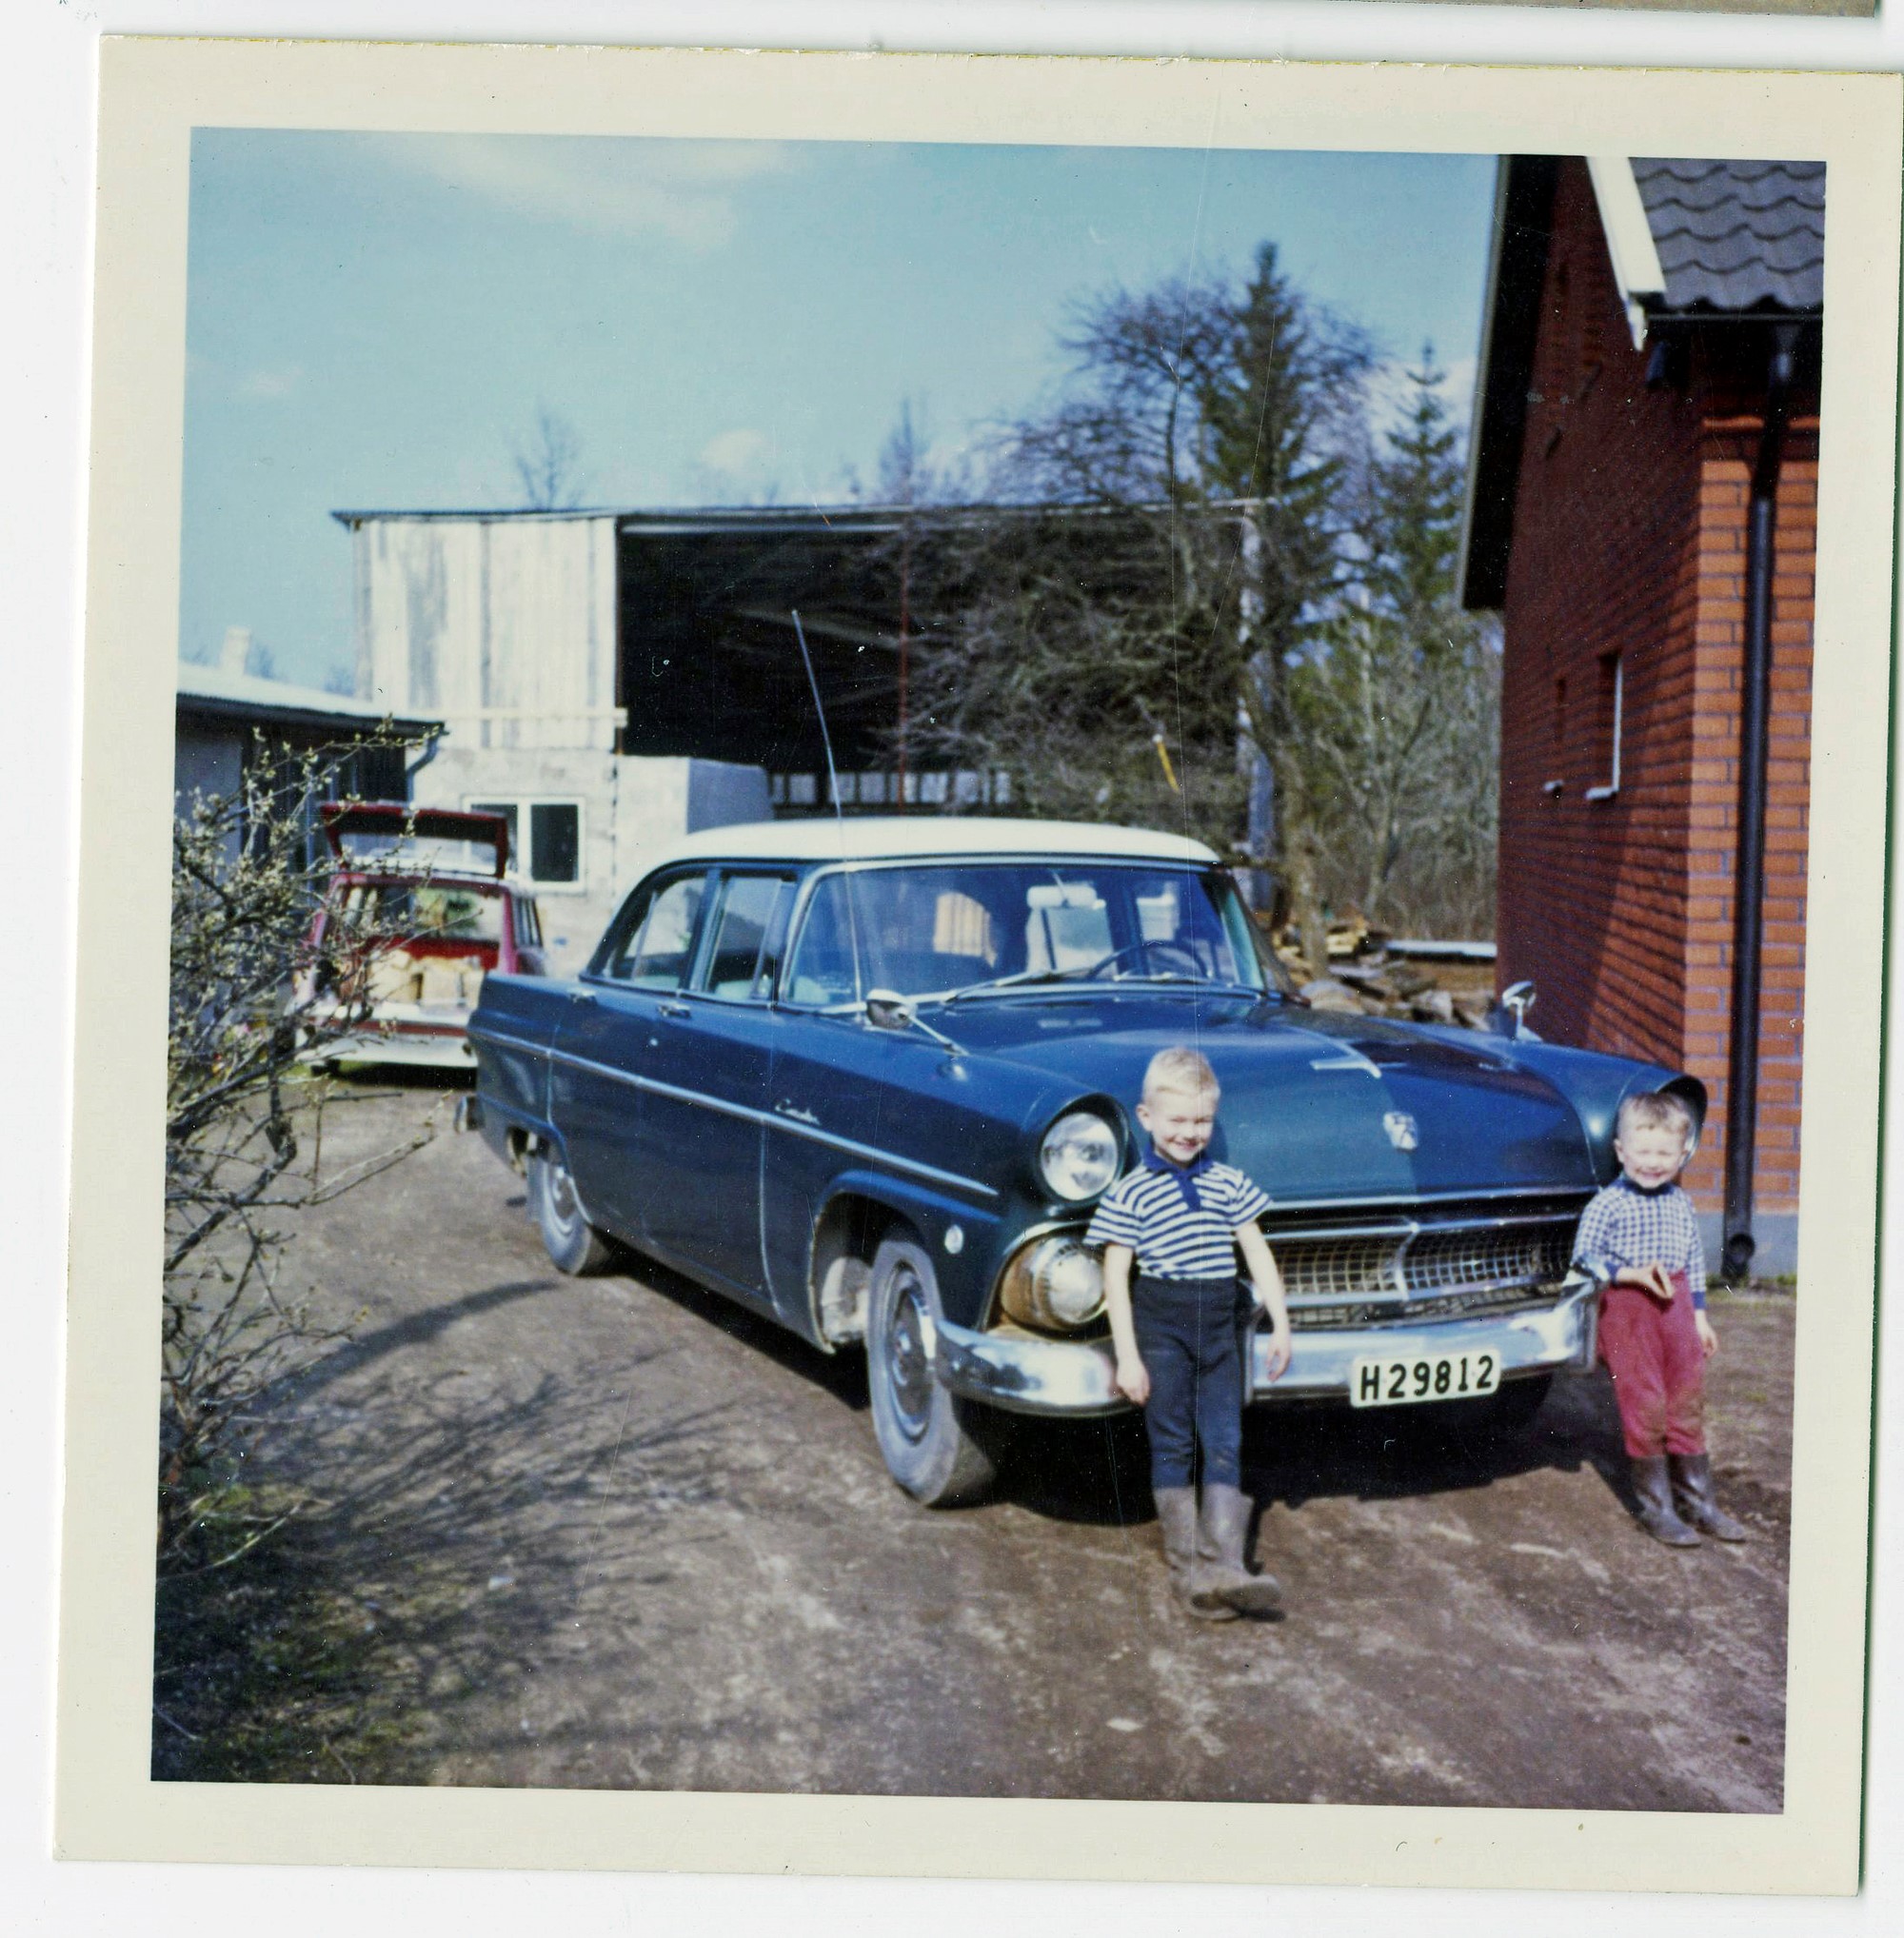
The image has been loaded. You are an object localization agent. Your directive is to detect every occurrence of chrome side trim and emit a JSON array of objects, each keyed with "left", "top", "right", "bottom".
[
  {"left": 545, "top": 1046, "right": 998, "bottom": 1201},
  {"left": 467, "top": 1023, "right": 556, "bottom": 1058},
  {"left": 768, "top": 1112, "right": 1001, "bottom": 1201}
]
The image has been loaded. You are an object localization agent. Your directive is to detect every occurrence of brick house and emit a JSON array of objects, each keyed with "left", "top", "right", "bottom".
[{"left": 1460, "top": 157, "right": 1823, "bottom": 1276}]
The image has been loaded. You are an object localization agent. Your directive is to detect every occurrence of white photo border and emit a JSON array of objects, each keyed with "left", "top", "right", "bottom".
[{"left": 56, "top": 37, "right": 1903, "bottom": 1893}]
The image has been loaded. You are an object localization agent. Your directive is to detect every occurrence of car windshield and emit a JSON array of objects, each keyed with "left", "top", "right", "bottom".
[{"left": 782, "top": 861, "right": 1287, "bottom": 1006}]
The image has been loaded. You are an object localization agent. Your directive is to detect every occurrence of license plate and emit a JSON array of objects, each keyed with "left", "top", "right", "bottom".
[{"left": 1348, "top": 1349, "right": 1501, "bottom": 1409}]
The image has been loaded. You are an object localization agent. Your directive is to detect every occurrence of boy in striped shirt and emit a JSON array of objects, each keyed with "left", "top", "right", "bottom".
[{"left": 1087, "top": 1046, "right": 1292, "bottom": 1619}]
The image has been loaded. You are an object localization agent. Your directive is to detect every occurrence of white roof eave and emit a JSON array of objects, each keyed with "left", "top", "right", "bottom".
[{"left": 1587, "top": 157, "right": 1669, "bottom": 352}]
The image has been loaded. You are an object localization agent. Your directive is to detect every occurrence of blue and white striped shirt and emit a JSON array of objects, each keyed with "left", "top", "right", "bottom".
[{"left": 1086, "top": 1156, "right": 1273, "bottom": 1280}]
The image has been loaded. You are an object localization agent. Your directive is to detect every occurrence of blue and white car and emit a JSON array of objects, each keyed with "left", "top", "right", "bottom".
[{"left": 466, "top": 818, "right": 1703, "bottom": 1503}]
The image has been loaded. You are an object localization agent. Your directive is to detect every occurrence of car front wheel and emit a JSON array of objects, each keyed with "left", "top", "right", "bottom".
[
  {"left": 527, "top": 1147, "right": 616, "bottom": 1276},
  {"left": 865, "top": 1236, "right": 998, "bottom": 1507}
]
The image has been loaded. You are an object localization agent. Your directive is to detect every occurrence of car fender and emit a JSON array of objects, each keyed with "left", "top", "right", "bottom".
[
  {"left": 1459, "top": 1032, "right": 1709, "bottom": 1183},
  {"left": 810, "top": 1168, "right": 1009, "bottom": 1334}
]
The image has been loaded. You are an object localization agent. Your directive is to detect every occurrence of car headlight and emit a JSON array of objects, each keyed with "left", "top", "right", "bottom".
[
  {"left": 998, "top": 1236, "right": 1106, "bottom": 1333},
  {"left": 1038, "top": 1109, "right": 1121, "bottom": 1201}
]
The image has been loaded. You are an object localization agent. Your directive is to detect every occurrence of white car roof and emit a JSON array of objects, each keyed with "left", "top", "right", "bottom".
[{"left": 645, "top": 815, "right": 1220, "bottom": 870}]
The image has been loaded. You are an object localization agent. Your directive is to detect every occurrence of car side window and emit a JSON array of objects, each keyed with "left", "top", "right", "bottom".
[
  {"left": 783, "top": 873, "right": 861, "bottom": 1007},
  {"left": 602, "top": 871, "right": 708, "bottom": 988},
  {"left": 696, "top": 873, "right": 795, "bottom": 1000}
]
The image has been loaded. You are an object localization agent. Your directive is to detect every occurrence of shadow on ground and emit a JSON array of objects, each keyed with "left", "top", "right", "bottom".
[{"left": 154, "top": 1317, "right": 740, "bottom": 1785}]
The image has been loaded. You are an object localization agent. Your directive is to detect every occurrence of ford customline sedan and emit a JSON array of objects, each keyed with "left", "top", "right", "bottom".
[{"left": 466, "top": 818, "right": 1704, "bottom": 1504}]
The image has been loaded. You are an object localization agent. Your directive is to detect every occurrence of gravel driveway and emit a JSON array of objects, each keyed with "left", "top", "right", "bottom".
[{"left": 236, "top": 1080, "right": 1794, "bottom": 1809}]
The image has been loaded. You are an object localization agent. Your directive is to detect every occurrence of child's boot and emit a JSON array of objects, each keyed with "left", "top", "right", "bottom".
[
  {"left": 1630, "top": 1455, "right": 1701, "bottom": 1546},
  {"left": 1198, "top": 1483, "right": 1283, "bottom": 1615},
  {"left": 1669, "top": 1454, "right": 1748, "bottom": 1541},
  {"left": 1156, "top": 1487, "right": 1237, "bottom": 1620}
]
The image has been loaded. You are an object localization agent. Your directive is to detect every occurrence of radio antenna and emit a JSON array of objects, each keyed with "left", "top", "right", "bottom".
[
  {"left": 791, "top": 608, "right": 845, "bottom": 832},
  {"left": 791, "top": 606, "right": 863, "bottom": 994}
]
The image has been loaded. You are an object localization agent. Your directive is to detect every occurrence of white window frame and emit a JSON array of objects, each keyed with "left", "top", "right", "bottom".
[
  {"left": 1584, "top": 654, "right": 1624, "bottom": 802},
  {"left": 462, "top": 794, "right": 589, "bottom": 893}
]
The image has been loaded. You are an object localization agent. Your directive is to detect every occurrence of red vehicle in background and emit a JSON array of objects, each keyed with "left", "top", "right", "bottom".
[{"left": 303, "top": 802, "right": 547, "bottom": 1071}]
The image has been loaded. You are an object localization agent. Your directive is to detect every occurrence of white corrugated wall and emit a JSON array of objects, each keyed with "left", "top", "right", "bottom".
[{"left": 352, "top": 515, "right": 622, "bottom": 752}]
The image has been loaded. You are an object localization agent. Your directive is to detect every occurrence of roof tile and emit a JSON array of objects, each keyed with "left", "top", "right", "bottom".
[{"left": 1631, "top": 159, "right": 1825, "bottom": 315}]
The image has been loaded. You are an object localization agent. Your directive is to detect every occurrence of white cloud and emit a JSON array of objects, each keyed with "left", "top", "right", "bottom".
[
  {"left": 699, "top": 427, "right": 775, "bottom": 481},
  {"left": 367, "top": 134, "right": 793, "bottom": 249}
]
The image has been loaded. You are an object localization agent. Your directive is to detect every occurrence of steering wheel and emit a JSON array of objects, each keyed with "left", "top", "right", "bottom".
[{"left": 1081, "top": 939, "right": 1207, "bottom": 981}]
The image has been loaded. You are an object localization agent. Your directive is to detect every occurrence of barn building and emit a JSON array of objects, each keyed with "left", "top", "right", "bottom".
[
  {"left": 1461, "top": 156, "right": 1823, "bottom": 1276},
  {"left": 333, "top": 504, "right": 995, "bottom": 969}
]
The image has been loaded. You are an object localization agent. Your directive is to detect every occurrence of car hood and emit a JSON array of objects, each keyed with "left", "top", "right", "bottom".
[{"left": 939, "top": 993, "right": 1597, "bottom": 1202}]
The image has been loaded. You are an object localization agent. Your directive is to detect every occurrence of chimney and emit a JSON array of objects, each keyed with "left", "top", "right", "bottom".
[{"left": 220, "top": 626, "right": 253, "bottom": 675}]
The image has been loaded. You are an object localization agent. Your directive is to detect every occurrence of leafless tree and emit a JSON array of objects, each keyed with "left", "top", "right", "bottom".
[
  {"left": 511, "top": 405, "right": 591, "bottom": 511},
  {"left": 895, "top": 247, "right": 1373, "bottom": 885},
  {"left": 163, "top": 746, "right": 436, "bottom": 1575},
  {"left": 1282, "top": 351, "right": 1500, "bottom": 939},
  {"left": 891, "top": 271, "right": 1497, "bottom": 953}
]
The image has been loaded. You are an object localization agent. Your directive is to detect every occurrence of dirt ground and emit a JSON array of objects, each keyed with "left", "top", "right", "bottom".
[{"left": 214, "top": 1078, "right": 1795, "bottom": 1810}]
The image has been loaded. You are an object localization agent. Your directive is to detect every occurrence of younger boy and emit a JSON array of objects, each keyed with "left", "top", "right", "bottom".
[
  {"left": 1087, "top": 1046, "right": 1293, "bottom": 1619},
  {"left": 1573, "top": 1091, "right": 1748, "bottom": 1547}
]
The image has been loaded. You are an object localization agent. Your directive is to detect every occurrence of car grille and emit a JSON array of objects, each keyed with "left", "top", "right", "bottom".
[{"left": 1271, "top": 1211, "right": 1581, "bottom": 1329}]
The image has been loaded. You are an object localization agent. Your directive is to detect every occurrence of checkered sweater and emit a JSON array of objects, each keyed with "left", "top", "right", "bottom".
[{"left": 1572, "top": 1176, "right": 1708, "bottom": 1311}]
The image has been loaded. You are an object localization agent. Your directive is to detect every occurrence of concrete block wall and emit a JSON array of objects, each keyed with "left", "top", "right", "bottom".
[{"left": 414, "top": 745, "right": 769, "bottom": 974}]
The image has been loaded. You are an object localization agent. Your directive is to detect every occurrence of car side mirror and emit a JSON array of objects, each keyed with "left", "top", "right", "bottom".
[{"left": 864, "top": 988, "right": 915, "bottom": 1032}]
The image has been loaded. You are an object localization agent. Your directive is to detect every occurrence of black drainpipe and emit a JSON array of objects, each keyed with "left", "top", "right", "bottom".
[{"left": 1721, "top": 323, "right": 1802, "bottom": 1284}]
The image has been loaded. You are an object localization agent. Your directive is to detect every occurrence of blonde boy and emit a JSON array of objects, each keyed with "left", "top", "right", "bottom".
[
  {"left": 1573, "top": 1090, "right": 1747, "bottom": 1547},
  {"left": 1087, "top": 1047, "right": 1292, "bottom": 1618}
]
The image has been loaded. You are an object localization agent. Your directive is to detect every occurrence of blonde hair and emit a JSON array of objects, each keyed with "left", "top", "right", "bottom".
[
  {"left": 1142, "top": 1046, "right": 1220, "bottom": 1106},
  {"left": 1616, "top": 1090, "right": 1696, "bottom": 1144}
]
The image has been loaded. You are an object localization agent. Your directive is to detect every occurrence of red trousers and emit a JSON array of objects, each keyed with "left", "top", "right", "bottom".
[{"left": 1597, "top": 1276, "right": 1707, "bottom": 1459}]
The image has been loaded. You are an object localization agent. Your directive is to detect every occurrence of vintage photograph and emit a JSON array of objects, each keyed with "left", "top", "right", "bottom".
[
  {"left": 57, "top": 43, "right": 1899, "bottom": 1891},
  {"left": 158, "top": 124, "right": 1816, "bottom": 1803}
]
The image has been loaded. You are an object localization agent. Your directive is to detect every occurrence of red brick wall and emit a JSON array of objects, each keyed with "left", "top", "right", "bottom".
[{"left": 1496, "top": 159, "right": 1815, "bottom": 1216}]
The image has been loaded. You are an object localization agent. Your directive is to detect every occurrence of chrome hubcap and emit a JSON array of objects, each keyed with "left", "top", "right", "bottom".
[
  {"left": 885, "top": 1271, "right": 935, "bottom": 1442},
  {"left": 546, "top": 1159, "right": 579, "bottom": 1230}
]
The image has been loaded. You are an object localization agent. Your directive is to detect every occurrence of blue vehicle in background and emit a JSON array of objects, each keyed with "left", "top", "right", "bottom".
[{"left": 466, "top": 818, "right": 1705, "bottom": 1505}]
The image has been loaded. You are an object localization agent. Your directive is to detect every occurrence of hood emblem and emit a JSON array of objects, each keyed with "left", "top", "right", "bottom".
[{"left": 1383, "top": 1111, "right": 1419, "bottom": 1152}]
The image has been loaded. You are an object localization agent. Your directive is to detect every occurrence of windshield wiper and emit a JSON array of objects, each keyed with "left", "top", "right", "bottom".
[
  {"left": 937, "top": 967, "right": 1086, "bottom": 1004},
  {"left": 937, "top": 968, "right": 1279, "bottom": 1004}
]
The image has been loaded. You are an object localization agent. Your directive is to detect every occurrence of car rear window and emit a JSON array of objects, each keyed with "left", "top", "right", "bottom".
[{"left": 340, "top": 880, "right": 504, "bottom": 944}]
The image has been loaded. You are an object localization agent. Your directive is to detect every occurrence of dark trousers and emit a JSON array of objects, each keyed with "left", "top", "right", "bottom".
[
  {"left": 1597, "top": 1277, "right": 1707, "bottom": 1459},
  {"left": 1131, "top": 1274, "right": 1248, "bottom": 1492}
]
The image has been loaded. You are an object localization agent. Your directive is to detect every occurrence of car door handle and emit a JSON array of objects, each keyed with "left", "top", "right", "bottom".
[
  {"left": 568, "top": 986, "right": 597, "bottom": 1004},
  {"left": 658, "top": 1000, "right": 691, "bottom": 1019}
]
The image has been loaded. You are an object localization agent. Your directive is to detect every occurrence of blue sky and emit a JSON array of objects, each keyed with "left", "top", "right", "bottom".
[{"left": 181, "top": 132, "right": 1497, "bottom": 689}]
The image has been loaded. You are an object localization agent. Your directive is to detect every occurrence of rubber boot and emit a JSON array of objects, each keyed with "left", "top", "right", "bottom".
[
  {"left": 1630, "top": 1455, "right": 1701, "bottom": 1547},
  {"left": 1155, "top": 1487, "right": 1237, "bottom": 1621},
  {"left": 1199, "top": 1483, "right": 1284, "bottom": 1615},
  {"left": 1670, "top": 1454, "right": 1748, "bottom": 1542}
]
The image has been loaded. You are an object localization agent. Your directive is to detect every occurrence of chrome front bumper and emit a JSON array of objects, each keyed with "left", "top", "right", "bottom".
[{"left": 932, "top": 1276, "right": 1598, "bottom": 1418}]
